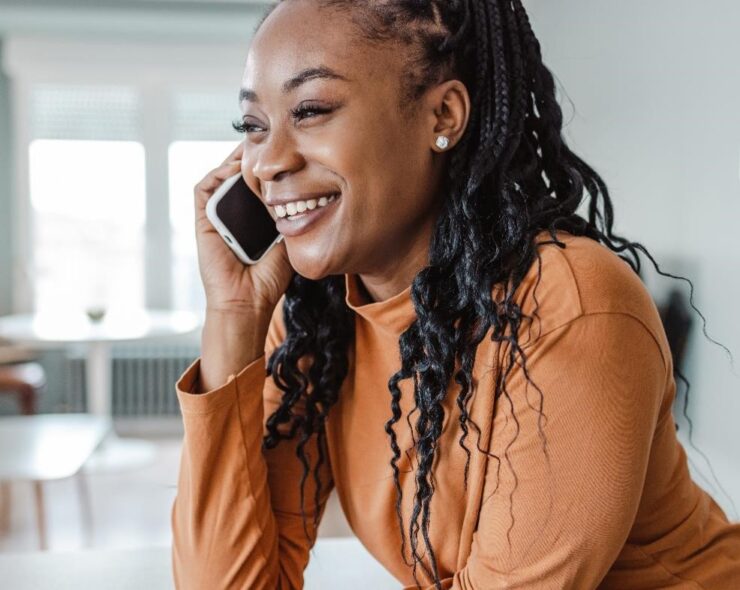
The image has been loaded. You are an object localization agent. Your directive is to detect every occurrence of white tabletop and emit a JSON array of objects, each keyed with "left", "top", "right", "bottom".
[
  {"left": 0, "top": 309, "right": 200, "bottom": 346},
  {"left": 0, "top": 537, "right": 400, "bottom": 589},
  {"left": 0, "top": 414, "right": 111, "bottom": 481}
]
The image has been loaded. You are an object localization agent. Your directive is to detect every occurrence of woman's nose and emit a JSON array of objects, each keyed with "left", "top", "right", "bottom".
[{"left": 251, "top": 128, "right": 304, "bottom": 183}]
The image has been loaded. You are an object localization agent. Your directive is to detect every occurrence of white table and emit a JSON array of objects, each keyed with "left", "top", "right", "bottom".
[
  {"left": 0, "top": 537, "right": 400, "bottom": 589},
  {"left": 0, "top": 413, "right": 111, "bottom": 550},
  {"left": 0, "top": 309, "right": 200, "bottom": 474}
]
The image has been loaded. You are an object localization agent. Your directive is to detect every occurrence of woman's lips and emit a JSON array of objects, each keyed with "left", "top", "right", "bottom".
[{"left": 274, "top": 194, "right": 341, "bottom": 237}]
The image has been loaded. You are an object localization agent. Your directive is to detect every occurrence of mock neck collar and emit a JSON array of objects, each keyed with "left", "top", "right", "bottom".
[
  {"left": 344, "top": 273, "right": 415, "bottom": 337},
  {"left": 341, "top": 230, "right": 573, "bottom": 338}
]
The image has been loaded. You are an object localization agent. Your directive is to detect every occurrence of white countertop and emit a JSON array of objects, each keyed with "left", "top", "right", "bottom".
[{"left": 0, "top": 309, "right": 200, "bottom": 346}]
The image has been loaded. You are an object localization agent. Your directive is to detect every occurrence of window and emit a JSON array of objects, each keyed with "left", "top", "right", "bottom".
[
  {"left": 29, "top": 138, "right": 146, "bottom": 313},
  {"left": 168, "top": 139, "right": 239, "bottom": 313},
  {"left": 169, "top": 89, "right": 242, "bottom": 314},
  {"left": 7, "top": 36, "right": 247, "bottom": 318},
  {"left": 27, "top": 83, "right": 146, "bottom": 314}
]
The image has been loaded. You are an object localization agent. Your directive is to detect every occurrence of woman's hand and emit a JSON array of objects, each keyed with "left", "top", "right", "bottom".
[{"left": 193, "top": 141, "right": 295, "bottom": 318}]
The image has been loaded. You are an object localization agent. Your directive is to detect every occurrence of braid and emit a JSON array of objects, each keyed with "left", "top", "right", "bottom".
[{"left": 253, "top": 1, "right": 729, "bottom": 588}]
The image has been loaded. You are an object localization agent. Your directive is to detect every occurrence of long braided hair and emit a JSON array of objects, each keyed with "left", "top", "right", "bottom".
[{"left": 243, "top": 1, "right": 730, "bottom": 587}]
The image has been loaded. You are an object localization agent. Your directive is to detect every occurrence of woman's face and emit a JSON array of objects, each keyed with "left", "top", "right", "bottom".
[{"left": 239, "top": 0, "right": 451, "bottom": 281}]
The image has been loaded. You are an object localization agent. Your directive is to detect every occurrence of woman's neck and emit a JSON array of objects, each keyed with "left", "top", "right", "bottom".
[
  {"left": 355, "top": 192, "right": 442, "bottom": 303},
  {"left": 355, "top": 236, "right": 429, "bottom": 303}
]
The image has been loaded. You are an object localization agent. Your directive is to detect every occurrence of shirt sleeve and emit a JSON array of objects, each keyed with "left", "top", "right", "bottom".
[
  {"left": 171, "top": 301, "right": 334, "bottom": 590},
  {"left": 411, "top": 311, "right": 668, "bottom": 589}
]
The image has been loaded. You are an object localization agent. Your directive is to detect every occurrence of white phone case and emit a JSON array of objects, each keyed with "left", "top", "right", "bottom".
[{"left": 205, "top": 172, "right": 284, "bottom": 265}]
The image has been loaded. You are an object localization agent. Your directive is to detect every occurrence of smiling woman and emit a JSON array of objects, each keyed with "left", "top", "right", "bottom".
[{"left": 170, "top": 1, "right": 740, "bottom": 589}]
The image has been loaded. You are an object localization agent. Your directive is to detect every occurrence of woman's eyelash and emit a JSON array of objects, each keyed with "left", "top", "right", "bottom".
[
  {"left": 231, "top": 119, "right": 254, "bottom": 134},
  {"left": 290, "top": 103, "right": 333, "bottom": 119},
  {"left": 232, "top": 104, "right": 334, "bottom": 134}
]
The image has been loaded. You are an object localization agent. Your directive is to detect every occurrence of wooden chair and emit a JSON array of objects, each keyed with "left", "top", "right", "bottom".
[
  {"left": 0, "top": 342, "right": 48, "bottom": 540},
  {"left": 0, "top": 359, "right": 47, "bottom": 415}
]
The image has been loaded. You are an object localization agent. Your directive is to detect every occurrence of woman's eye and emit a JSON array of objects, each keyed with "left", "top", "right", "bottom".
[
  {"left": 231, "top": 119, "right": 264, "bottom": 134},
  {"left": 290, "top": 103, "right": 333, "bottom": 121},
  {"left": 231, "top": 103, "right": 335, "bottom": 135}
]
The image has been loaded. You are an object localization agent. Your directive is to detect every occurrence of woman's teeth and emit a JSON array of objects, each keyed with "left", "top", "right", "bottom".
[{"left": 274, "top": 194, "right": 338, "bottom": 219}]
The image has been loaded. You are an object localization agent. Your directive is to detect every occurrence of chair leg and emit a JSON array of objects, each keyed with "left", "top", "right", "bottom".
[
  {"left": 0, "top": 481, "right": 11, "bottom": 534},
  {"left": 32, "top": 480, "right": 48, "bottom": 550},
  {"left": 75, "top": 471, "right": 94, "bottom": 548},
  {"left": 17, "top": 383, "right": 38, "bottom": 416}
]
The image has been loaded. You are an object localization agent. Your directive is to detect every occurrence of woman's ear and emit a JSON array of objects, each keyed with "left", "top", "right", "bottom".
[{"left": 426, "top": 79, "right": 471, "bottom": 152}]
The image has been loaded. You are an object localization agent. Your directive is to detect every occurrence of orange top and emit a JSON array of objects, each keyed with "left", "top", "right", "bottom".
[{"left": 171, "top": 230, "right": 740, "bottom": 589}]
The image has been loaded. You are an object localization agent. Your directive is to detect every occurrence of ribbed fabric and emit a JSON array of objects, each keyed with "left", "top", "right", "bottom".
[{"left": 171, "top": 230, "right": 740, "bottom": 589}]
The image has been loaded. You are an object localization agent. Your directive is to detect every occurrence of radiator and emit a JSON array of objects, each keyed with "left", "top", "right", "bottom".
[{"left": 21, "top": 343, "right": 201, "bottom": 417}]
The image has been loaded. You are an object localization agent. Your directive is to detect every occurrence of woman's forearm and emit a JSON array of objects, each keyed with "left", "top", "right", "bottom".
[{"left": 196, "top": 308, "right": 271, "bottom": 393}]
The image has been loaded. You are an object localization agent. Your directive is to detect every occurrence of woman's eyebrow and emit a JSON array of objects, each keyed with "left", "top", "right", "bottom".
[{"left": 239, "top": 66, "right": 350, "bottom": 103}]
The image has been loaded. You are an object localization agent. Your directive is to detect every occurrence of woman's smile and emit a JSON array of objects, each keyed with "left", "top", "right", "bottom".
[{"left": 273, "top": 193, "right": 341, "bottom": 237}]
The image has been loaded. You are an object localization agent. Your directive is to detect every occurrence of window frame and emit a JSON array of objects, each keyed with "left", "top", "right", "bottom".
[{"left": 3, "top": 34, "right": 248, "bottom": 316}]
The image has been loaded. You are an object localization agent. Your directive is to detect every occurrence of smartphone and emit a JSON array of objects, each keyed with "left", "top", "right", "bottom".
[{"left": 205, "top": 172, "right": 283, "bottom": 265}]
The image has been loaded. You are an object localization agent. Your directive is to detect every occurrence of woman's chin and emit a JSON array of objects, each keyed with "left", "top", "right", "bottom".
[{"left": 286, "top": 249, "right": 339, "bottom": 282}]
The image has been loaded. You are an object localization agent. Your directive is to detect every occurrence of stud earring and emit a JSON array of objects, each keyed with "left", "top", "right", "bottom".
[{"left": 435, "top": 135, "right": 450, "bottom": 150}]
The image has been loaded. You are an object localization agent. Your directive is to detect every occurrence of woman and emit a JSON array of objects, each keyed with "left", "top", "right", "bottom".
[{"left": 171, "top": 0, "right": 740, "bottom": 588}]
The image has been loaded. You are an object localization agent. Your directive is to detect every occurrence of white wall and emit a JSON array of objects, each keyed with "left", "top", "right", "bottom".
[
  {"left": 528, "top": 0, "right": 740, "bottom": 517},
  {"left": 0, "top": 42, "right": 12, "bottom": 315}
]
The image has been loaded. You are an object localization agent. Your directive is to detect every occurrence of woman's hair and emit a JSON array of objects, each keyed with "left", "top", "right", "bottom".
[{"left": 251, "top": 1, "right": 731, "bottom": 588}]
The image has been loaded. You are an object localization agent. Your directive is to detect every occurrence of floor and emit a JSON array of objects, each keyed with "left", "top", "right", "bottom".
[{"left": 0, "top": 430, "right": 353, "bottom": 554}]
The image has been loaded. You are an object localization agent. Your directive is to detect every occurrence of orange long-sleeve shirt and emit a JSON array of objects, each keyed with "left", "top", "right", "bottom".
[{"left": 171, "top": 229, "right": 740, "bottom": 589}]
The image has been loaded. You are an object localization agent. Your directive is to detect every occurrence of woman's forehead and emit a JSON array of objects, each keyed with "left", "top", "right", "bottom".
[
  {"left": 242, "top": 7, "right": 404, "bottom": 102},
  {"left": 251, "top": 0, "right": 363, "bottom": 59}
]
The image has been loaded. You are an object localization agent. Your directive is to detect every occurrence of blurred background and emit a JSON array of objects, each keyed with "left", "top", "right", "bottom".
[{"left": 0, "top": 0, "right": 737, "bottom": 568}]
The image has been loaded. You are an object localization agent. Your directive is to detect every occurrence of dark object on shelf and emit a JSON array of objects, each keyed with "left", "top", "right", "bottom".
[{"left": 658, "top": 288, "right": 693, "bottom": 376}]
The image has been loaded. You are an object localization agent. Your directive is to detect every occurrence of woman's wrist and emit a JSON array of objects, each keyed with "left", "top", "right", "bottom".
[{"left": 196, "top": 308, "right": 271, "bottom": 393}]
